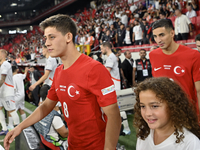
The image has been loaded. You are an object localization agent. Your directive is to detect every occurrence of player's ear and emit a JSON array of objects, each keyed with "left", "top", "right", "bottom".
[
  {"left": 65, "top": 32, "right": 73, "bottom": 43},
  {"left": 170, "top": 29, "right": 175, "bottom": 38}
]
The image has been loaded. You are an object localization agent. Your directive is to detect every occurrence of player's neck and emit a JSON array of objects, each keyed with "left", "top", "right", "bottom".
[
  {"left": 106, "top": 50, "right": 112, "bottom": 57},
  {"left": 13, "top": 72, "right": 17, "bottom": 75},
  {"left": 61, "top": 45, "right": 81, "bottom": 70},
  {"left": 162, "top": 41, "right": 179, "bottom": 55}
]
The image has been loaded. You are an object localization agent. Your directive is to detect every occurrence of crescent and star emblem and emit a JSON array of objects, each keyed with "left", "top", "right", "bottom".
[
  {"left": 174, "top": 66, "right": 185, "bottom": 76},
  {"left": 67, "top": 85, "right": 80, "bottom": 98}
]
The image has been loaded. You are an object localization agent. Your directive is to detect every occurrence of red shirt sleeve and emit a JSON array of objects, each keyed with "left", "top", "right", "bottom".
[
  {"left": 47, "top": 69, "right": 59, "bottom": 101},
  {"left": 87, "top": 64, "right": 117, "bottom": 107},
  {"left": 192, "top": 51, "right": 200, "bottom": 83}
]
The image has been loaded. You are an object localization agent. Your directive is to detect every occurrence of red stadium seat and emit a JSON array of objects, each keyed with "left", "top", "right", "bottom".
[
  {"left": 186, "top": 39, "right": 195, "bottom": 43},
  {"left": 176, "top": 40, "right": 186, "bottom": 44},
  {"left": 196, "top": 16, "right": 200, "bottom": 30},
  {"left": 182, "top": 8, "right": 187, "bottom": 14},
  {"left": 170, "top": 16, "right": 176, "bottom": 22},
  {"left": 186, "top": 39, "right": 196, "bottom": 48},
  {"left": 197, "top": 10, "right": 200, "bottom": 16},
  {"left": 190, "top": 17, "right": 196, "bottom": 24}
]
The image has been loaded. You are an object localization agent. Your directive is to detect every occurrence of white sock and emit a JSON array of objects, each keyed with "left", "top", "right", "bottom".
[
  {"left": 10, "top": 111, "right": 20, "bottom": 125},
  {"left": 21, "top": 113, "right": 26, "bottom": 121},
  {"left": 0, "top": 110, "right": 7, "bottom": 131},
  {"left": 8, "top": 117, "right": 14, "bottom": 126}
]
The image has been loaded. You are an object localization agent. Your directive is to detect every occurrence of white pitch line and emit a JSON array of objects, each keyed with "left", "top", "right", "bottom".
[{"left": 24, "top": 107, "right": 33, "bottom": 114}]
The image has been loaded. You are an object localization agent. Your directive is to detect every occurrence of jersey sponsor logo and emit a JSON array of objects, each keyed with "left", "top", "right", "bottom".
[
  {"left": 174, "top": 65, "right": 185, "bottom": 76},
  {"left": 163, "top": 65, "right": 171, "bottom": 70},
  {"left": 101, "top": 85, "right": 115, "bottom": 96},
  {"left": 67, "top": 83, "right": 80, "bottom": 100},
  {"left": 154, "top": 67, "right": 162, "bottom": 71}
]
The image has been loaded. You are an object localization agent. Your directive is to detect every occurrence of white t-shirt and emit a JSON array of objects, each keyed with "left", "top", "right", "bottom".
[
  {"left": 115, "top": 12, "right": 121, "bottom": 19},
  {"left": 121, "top": 14, "right": 128, "bottom": 27},
  {"left": 133, "top": 25, "right": 143, "bottom": 40},
  {"left": 44, "top": 56, "right": 58, "bottom": 86},
  {"left": 136, "top": 128, "right": 200, "bottom": 150},
  {"left": 186, "top": 10, "right": 197, "bottom": 19},
  {"left": 0, "top": 61, "right": 14, "bottom": 97},
  {"left": 175, "top": 15, "right": 191, "bottom": 35},
  {"left": 105, "top": 53, "right": 120, "bottom": 90},
  {"left": 130, "top": 4, "right": 137, "bottom": 13},
  {"left": 79, "top": 37, "right": 86, "bottom": 45},
  {"left": 13, "top": 74, "right": 26, "bottom": 101},
  {"left": 124, "top": 31, "right": 132, "bottom": 44}
]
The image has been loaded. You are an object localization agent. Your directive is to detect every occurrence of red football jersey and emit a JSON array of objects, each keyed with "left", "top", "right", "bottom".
[
  {"left": 47, "top": 54, "right": 117, "bottom": 150},
  {"left": 149, "top": 45, "right": 200, "bottom": 112}
]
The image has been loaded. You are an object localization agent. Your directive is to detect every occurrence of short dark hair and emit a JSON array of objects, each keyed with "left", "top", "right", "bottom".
[
  {"left": 159, "top": 11, "right": 166, "bottom": 17},
  {"left": 39, "top": 14, "right": 77, "bottom": 43},
  {"left": 152, "top": 19, "right": 174, "bottom": 31},
  {"left": 139, "top": 49, "right": 146, "bottom": 52},
  {"left": 12, "top": 65, "right": 18, "bottom": 73},
  {"left": 195, "top": 34, "right": 200, "bottom": 42},
  {"left": 124, "top": 50, "right": 130, "bottom": 56},
  {"left": 101, "top": 42, "right": 112, "bottom": 49}
]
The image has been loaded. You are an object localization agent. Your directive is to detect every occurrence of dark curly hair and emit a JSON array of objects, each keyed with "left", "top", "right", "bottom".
[{"left": 133, "top": 77, "right": 200, "bottom": 143}]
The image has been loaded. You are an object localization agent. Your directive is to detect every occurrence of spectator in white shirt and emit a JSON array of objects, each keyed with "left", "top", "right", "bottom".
[
  {"left": 130, "top": 1, "right": 138, "bottom": 13},
  {"left": 186, "top": 3, "right": 197, "bottom": 18},
  {"left": 132, "top": 19, "right": 143, "bottom": 45},
  {"left": 115, "top": 8, "right": 122, "bottom": 19},
  {"left": 124, "top": 26, "right": 132, "bottom": 46},
  {"left": 175, "top": 9, "right": 193, "bottom": 40},
  {"left": 121, "top": 12, "right": 128, "bottom": 27}
]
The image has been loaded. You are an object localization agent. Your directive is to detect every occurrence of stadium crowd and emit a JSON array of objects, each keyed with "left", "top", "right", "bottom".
[
  {"left": 0, "top": 0, "right": 200, "bottom": 150},
  {"left": 0, "top": 0, "right": 200, "bottom": 63}
]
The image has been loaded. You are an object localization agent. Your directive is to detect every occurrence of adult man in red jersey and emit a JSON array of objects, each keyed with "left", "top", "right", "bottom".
[
  {"left": 4, "top": 14, "right": 121, "bottom": 150},
  {"left": 149, "top": 19, "right": 200, "bottom": 118}
]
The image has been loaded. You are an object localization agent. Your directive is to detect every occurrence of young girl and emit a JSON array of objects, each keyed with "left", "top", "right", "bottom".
[{"left": 133, "top": 77, "right": 200, "bottom": 150}]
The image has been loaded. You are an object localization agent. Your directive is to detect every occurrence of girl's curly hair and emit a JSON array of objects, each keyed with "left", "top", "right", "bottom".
[{"left": 133, "top": 77, "right": 200, "bottom": 143}]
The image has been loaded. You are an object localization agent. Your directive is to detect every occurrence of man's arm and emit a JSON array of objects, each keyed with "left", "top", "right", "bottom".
[
  {"left": 195, "top": 81, "right": 200, "bottom": 119},
  {"left": 56, "top": 125, "right": 69, "bottom": 138},
  {"left": 132, "top": 67, "right": 137, "bottom": 86},
  {"left": 29, "top": 70, "right": 51, "bottom": 91},
  {"left": 120, "top": 68, "right": 126, "bottom": 81},
  {"left": 102, "top": 103, "right": 121, "bottom": 150},
  {"left": 132, "top": 32, "right": 135, "bottom": 42},
  {"left": 4, "top": 98, "right": 57, "bottom": 150},
  {"left": 0, "top": 75, "right": 6, "bottom": 87},
  {"left": 106, "top": 67, "right": 112, "bottom": 72}
]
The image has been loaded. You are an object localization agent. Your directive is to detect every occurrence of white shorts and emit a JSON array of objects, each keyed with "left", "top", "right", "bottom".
[
  {"left": 0, "top": 96, "right": 16, "bottom": 111},
  {"left": 15, "top": 98, "right": 25, "bottom": 111}
]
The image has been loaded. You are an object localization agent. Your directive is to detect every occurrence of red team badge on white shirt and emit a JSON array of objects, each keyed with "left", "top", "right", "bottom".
[
  {"left": 173, "top": 65, "right": 185, "bottom": 77},
  {"left": 67, "top": 83, "right": 80, "bottom": 100}
]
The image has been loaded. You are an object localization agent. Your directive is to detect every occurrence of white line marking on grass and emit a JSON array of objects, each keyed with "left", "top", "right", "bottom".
[{"left": 24, "top": 107, "right": 33, "bottom": 114}]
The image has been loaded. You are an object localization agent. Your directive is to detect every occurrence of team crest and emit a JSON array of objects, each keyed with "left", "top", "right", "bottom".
[{"left": 67, "top": 83, "right": 80, "bottom": 100}]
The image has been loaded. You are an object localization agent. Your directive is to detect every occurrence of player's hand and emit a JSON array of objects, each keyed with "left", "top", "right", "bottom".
[
  {"left": 4, "top": 126, "right": 22, "bottom": 150},
  {"left": 190, "top": 31, "right": 193, "bottom": 36},
  {"left": 29, "top": 84, "right": 36, "bottom": 91}
]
